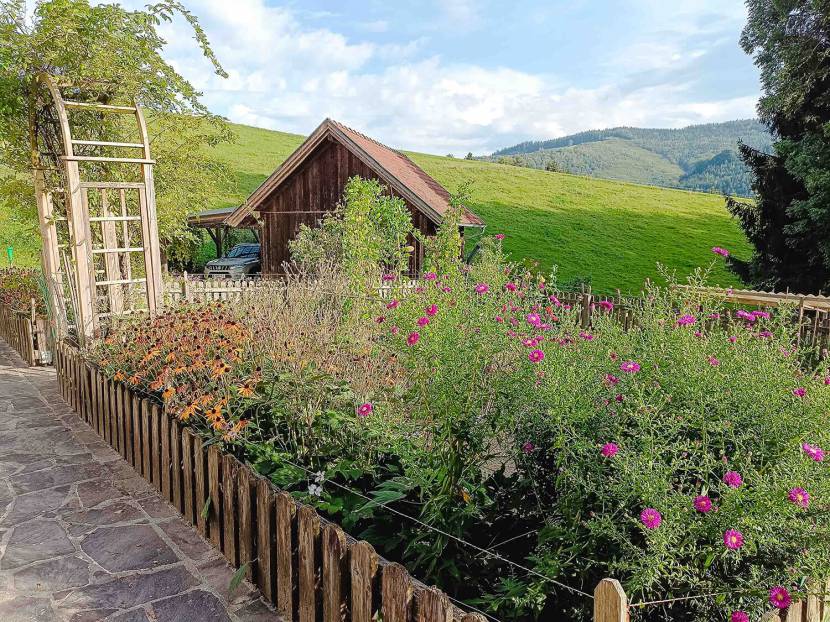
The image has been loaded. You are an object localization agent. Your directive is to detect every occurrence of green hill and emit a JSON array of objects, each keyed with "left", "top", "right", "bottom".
[
  {"left": 3, "top": 121, "right": 752, "bottom": 294},
  {"left": 489, "top": 119, "right": 772, "bottom": 197}
]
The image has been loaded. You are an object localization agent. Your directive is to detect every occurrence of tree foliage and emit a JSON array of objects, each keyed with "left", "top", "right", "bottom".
[
  {"left": 0, "top": 0, "right": 234, "bottom": 261},
  {"left": 729, "top": 0, "right": 830, "bottom": 292}
]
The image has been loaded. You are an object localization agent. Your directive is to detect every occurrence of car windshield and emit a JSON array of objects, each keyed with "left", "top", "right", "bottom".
[{"left": 225, "top": 245, "right": 259, "bottom": 258}]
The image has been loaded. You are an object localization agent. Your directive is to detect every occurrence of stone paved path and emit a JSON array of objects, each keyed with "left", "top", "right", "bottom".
[{"left": 0, "top": 338, "right": 281, "bottom": 622}]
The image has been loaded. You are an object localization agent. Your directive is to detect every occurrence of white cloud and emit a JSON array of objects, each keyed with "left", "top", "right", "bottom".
[{"left": 112, "top": 0, "right": 759, "bottom": 155}]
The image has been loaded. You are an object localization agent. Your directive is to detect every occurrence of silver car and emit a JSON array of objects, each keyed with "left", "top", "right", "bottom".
[{"left": 204, "top": 243, "right": 261, "bottom": 278}]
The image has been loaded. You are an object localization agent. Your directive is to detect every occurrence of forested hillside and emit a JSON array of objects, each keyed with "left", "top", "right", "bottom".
[{"left": 488, "top": 119, "right": 772, "bottom": 196}]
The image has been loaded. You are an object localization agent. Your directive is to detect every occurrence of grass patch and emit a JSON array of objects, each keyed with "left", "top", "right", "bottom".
[{"left": 3, "top": 121, "right": 750, "bottom": 292}]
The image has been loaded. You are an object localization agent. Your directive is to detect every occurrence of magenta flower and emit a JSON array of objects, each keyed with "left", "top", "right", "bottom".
[
  {"left": 708, "top": 312, "right": 721, "bottom": 320},
  {"left": 735, "top": 310, "right": 755, "bottom": 322},
  {"left": 712, "top": 246, "right": 730, "bottom": 257},
  {"left": 521, "top": 441, "right": 535, "bottom": 454},
  {"left": 382, "top": 273, "right": 397, "bottom": 282},
  {"left": 640, "top": 508, "right": 662, "bottom": 530},
  {"left": 549, "top": 294, "right": 561, "bottom": 306},
  {"left": 793, "top": 387, "right": 806, "bottom": 397},
  {"left": 386, "top": 299, "right": 399, "bottom": 309},
  {"left": 708, "top": 356, "right": 720, "bottom": 366},
  {"left": 416, "top": 316, "right": 430, "bottom": 327},
  {"left": 758, "top": 330, "right": 773, "bottom": 339},
  {"left": 528, "top": 349, "right": 545, "bottom": 363},
  {"left": 423, "top": 272, "right": 437, "bottom": 281},
  {"left": 752, "top": 310, "right": 770, "bottom": 319},
  {"left": 425, "top": 304, "right": 438, "bottom": 316},
  {"left": 728, "top": 335, "right": 738, "bottom": 343},
  {"left": 605, "top": 373, "right": 620, "bottom": 386},
  {"left": 375, "top": 316, "right": 385, "bottom": 324},
  {"left": 407, "top": 332, "right": 420, "bottom": 346},
  {"left": 731, "top": 611, "right": 749, "bottom": 622},
  {"left": 802, "top": 443, "right": 825, "bottom": 462},
  {"left": 788, "top": 487, "right": 810, "bottom": 508},
  {"left": 693, "top": 495, "right": 713, "bottom": 513},
  {"left": 504, "top": 282, "right": 517, "bottom": 292},
  {"left": 723, "top": 471, "right": 743, "bottom": 488},
  {"left": 495, "top": 315, "right": 504, "bottom": 323},
  {"left": 357, "top": 403, "right": 373, "bottom": 417},
  {"left": 390, "top": 326, "right": 400, "bottom": 335},
  {"left": 598, "top": 300, "right": 614, "bottom": 311},
  {"left": 474, "top": 283, "right": 490, "bottom": 295},
  {"left": 769, "top": 586, "right": 791, "bottom": 609},
  {"left": 620, "top": 360, "right": 641, "bottom": 374},
  {"left": 723, "top": 529, "right": 744, "bottom": 550},
  {"left": 494, "top": 233, "right": 505, "bottom": 240},
  {"left": 526, "top": 313, "right": 541, "bottom": 327},
  {"left": 677, "top": 314, "right": 697, "bottom": 326},
  {"left": 601, "top": 443, "right": 619, "bottom": 458}
]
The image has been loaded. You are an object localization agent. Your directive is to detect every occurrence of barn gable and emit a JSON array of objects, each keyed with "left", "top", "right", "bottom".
[{"left": 224, "top": 119, "right": 483, "bottom": 275}]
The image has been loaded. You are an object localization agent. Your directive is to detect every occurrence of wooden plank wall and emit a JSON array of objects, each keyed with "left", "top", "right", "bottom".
[
  {"left": 258, "top": 140, "right": 435, "bottom": 276},
  {"left": 54, "top": 342, "right": 486, "bottom": 622}
]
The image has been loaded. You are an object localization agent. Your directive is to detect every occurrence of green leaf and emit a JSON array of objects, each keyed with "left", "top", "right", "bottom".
[
  {"left": 201, "top": 496, "right": 211, "bottom": 519},
  {"left": 356, "top": 489, "right": 406, "bottom": 512},
  {"left": 229, "top": 563, "right": 249, "bottom": 595}
]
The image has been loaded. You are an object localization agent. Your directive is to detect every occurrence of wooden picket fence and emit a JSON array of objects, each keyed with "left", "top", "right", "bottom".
[
  {"left": 50, "top": 341, "right": 830, "bottom": 622},
  {"left": 53, "top": 341, "right": 491, "bottom": 622},
  {"left": 0, "top": 300, "right": 50, "bottom": 366}
]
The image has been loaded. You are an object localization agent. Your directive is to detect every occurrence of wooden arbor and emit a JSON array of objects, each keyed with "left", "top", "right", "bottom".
[{"left": 30, "top": 75, "right": 163, "bottom": 345}]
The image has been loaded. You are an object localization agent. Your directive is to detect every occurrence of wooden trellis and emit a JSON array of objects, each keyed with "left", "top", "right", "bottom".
[{"left": 31, "top": 74, "right": 163, "bottom": 345}]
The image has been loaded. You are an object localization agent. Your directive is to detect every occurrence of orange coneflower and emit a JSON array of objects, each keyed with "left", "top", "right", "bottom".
[
  {"left": 149, "top": 376, "right": 164, "bottom": 391},
  {"left": 162, "top": 386, "right": 176, "bottom": 401},
  {"left": 128, "top": 374, "right": 141, "bottom": 386},
  {"left": 236, "top": 381, "right": 255, "bottom": 397},
  {"left": 113, "top": 370, "right": 126, "bottom": 382},
  {"left": 165, "top": 351, "right": 176, "bottom": 363},
  {"left": 212, "top": 360, "right": 231, "bottom": 378}
]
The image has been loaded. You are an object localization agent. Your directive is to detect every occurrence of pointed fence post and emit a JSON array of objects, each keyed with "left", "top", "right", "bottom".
[{"left": 594, "top": 578, "right": 628, "bottom": 622}]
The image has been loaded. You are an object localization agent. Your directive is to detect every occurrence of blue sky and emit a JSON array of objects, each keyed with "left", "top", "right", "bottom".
[{"left": 124, "top": 0, "right": 761, "bottom": 154}]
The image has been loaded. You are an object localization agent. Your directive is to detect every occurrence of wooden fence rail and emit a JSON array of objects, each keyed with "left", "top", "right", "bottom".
[
  {"left": 0, "top": 300, "right": 49, "bottom": 366},
  {"left": 51, "top": 342, "right": 830, "bottom": 622}
]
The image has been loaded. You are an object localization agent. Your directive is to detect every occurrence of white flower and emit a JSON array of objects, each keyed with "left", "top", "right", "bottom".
[
  {"left": 308, "top": 484, "right": 323, "bottom": 497},
  {"left": 314, "top": 471, "right": 326, "bottom": 483}
]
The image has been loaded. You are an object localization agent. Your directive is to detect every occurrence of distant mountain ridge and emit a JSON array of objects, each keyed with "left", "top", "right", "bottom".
[{"left": 487, "top": 119, "right": 773, "bottom": 196}]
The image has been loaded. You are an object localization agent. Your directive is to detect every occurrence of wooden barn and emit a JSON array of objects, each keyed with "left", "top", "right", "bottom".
[{"left": 225, "top": 118, "right": 483, "bottom": 275}]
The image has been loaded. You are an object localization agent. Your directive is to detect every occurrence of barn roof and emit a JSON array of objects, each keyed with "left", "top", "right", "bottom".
[{"left": 225, "top": 118, "right": 484, "bottom": 228}]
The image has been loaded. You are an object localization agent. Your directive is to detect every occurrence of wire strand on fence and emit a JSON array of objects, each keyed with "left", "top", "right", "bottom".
[{"left": 273, "top": 453, "right": 595, "bottom": 600}]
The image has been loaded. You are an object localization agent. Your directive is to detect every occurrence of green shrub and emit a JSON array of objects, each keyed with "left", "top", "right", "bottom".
[{"left": 0, "top": 267, "right": 44, "bottom": 314}]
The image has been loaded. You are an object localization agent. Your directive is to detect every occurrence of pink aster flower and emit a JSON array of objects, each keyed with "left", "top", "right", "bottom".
[
  {"left": 601, "top": 443, "right": 619, "bottom": 458},
  {"left": 580, "top": 331, "right": 594, "bottom": 341},
  {"left": 494, "top": 233, "right": 505, "bottom": 240},
  {"left": 793, "top": 387, "right": 806, "bottom": 397},
  {"left": 425, "top": 304, "right": 438, "bottom": 316},
  {"left": 825, "top": 376, "right": 830, "bottom": 385},
  {"left": 407, "top": 332, "right": 420, "bottom": 346},
  {"left": 620, "top": 360, "right": 641, "bottom": 374},
  {"left": 357, "top": 403, "right": 373, "bottom": 417},
  {"left": 475, "top": 283, "right": 490, "bottom": 295},
  {"left": 640, "top": 508, "right": 662, "bottom": 530},
  {"left": 731, "top": 612, "right": 749, "bottom": 622},
  {"left": 386, "top": 299, "right": 399, "bottom": 309},
  {"left": 769, "top": 586, "right": 791, "bottom": 609},
  {"left": 605, "top": 373, "right": 620, "bottom": 386},
  {"left": 549, "top": 294, "right": 561, "bottom": 306},
  {"left": 598, "top": 300, "right": 614, "bottom": 311},
  {"left": 375, "top": 316, "right": 385, "bottom": 323},
  {"left": 677, "top": 314, "right": 697, "bottom": 326},
  {"left": 693, "top": 495, "right": 713, "bottom": 513},
  {"left": 521, "top": 441, "right": 535, "bottom": 454},
  {"left": 802, "top": 443, "right": 825, "bottom": 462},
  {"left": 728, "top": 335, "right": 738, "bottom": 343},
  {"left": 708, "top": 312, "right": 721, "bottom": 320},
  {"left": 382, "top": 273, "right": 397, "bottom": 282},
  {"left": 416, "top": 316, "right": 430, "bottom": 327},
  {"left": 526, "top": 313, "right": 541, "bottom": 327},
  {"left": 528, "top": 349, "right": 545, "bottom": 363},
  {"left": 788, "top": 487, "right": 810, "bottom": 508},
  {"left": 504, "top": 282, "right": 517, "bottom": 292},
  {"left": 708, "top": 356, "right": 720, "bottom": 366},
  {"left": 712, "top": 246, "right": 730, "bottom": 257},
  {"left": 758, "top": 330, "right": 773, "bottom": 339},
  {"left": 390, "top": 326, "right": 400, "bottom": 335},
  {"left": 723, "top": 471, "right": 743, "bottom": 488},
  {"left": 735, "top": 310, "right": 755, "bottom": 322},
  {"left": 723, "top": 529, "right": 744, "bottom": 550},
  {"left": 495, "top": 315, "right": 504, "bottom": 323},
  {"left": 752, "top": 310, "right": 770, "bottom": 319},
  {"left": 423, "top": 272, "right": 437, "bottom": 281}
]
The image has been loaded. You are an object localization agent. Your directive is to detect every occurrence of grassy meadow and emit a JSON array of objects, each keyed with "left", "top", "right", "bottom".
[{"left": 2, "top": 121, "right": 751, "bottom": 293}]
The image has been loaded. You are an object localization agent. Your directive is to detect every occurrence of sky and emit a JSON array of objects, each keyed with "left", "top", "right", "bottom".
[{"left": 114, "top": 0, "right": 760, "bottom": 155}]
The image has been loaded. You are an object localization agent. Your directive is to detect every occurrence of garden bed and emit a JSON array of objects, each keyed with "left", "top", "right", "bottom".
[{"left": 0, "top": 268, "right": 50, "bottom": 365}]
